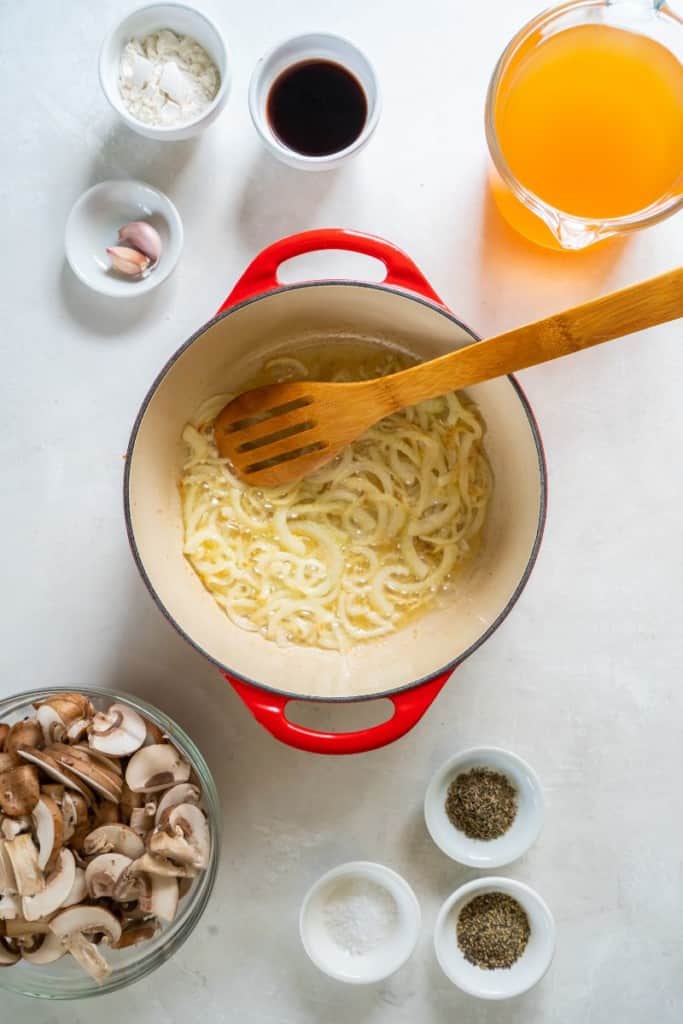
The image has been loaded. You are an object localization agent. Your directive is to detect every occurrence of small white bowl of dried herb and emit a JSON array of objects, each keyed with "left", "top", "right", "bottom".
[
  {"left": 424, "top": 747, "right": 543, "bottom": 868},
  {"left": 434, "top": 877, "right": 555, "bottom": 999}
]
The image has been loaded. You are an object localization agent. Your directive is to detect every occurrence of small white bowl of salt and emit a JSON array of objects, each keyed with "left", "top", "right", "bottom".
[
  {"left": 99, "top": 3, "right": 231, "bottom": 140},
  {"left": 299, "top": 861, "right": 421, "bottom": 984}
]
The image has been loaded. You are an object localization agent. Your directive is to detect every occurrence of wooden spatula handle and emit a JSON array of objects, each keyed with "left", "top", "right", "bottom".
[{"left": 389, "top": 267, "right": 683, "bottom": 408}]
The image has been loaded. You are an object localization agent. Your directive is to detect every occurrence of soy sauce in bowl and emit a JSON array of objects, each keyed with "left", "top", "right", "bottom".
[{"left": 267, "top": 59, "right": 368, "bottom": 157}]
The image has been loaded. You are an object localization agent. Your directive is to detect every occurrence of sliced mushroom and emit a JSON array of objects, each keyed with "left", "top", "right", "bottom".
[
  {"left": 85, "top": 853, "right": 132, "bottom": 899},
  {"left": 0, "top": 893, "right": 21, "bottom": 919},
  {"left": 165, "top": 803, "right": 210, "bottom": 870},
  {"left": 1, "top": 814, "right": 31, "bottom": 840},
  {"left": 22, "top": 848, "right": 75, "bottom": 921},
  {"left": 89, "top": 704, "right": 147, "bottom": 757},
  {"left": 125, "top": 744, "right": 190, "bottom": 793},
  {"left": 17, "top": 748, "right": 94, "bottom": 805},
  {"left": 32, "top": 795, "right": 64, "bottom": 872},
  {"left": 5, "top": 916, "right": 51, "bottom": 937},
  {"left": 0, "top": 840, "right": 17, "bottom": 893},
  {"left": 61, "top": 865, "right": 87, "bottom": 908},
  {"left": 148, "top": 875, "right": 178, "bottom": 922},
  {"left": 4, "top": 834, "right": 44, "bottom": 896},
  {"left": 35, "top": 694, "right": 94, "bottom": 745},
  {"left": 5, "top": 719, "right": 43, "bottom": 755},
  {"left": 0, "top": 764, "right": 40, "bottom": 817},
  {"left": 47, "top": 745, "right": 122, "bottom": 804},
  {"left": 0, "top": 752, "right": 21, "bottom": 774},
  {"left": 62, "top": 791, "right": 89, "bottom": 843},
  {"left": 64, "top": 718, "right": 90, "bottom": 744},
  {"left": 112, "top": 920, "right": 159, "bottom": 949},
  {"left": 129, "top": 804, "right": 156, "bottom": 836},
  {"left": 72, "top": 744, "right": 122, "bottom": 777},
  {"left": 84, "top": 824, "right": 144, "bottom": 860},
  {"left": 22, "top": 931, "right": 66, "bottom": 965},
  {"left": 41, "top": 783, "right": 65, "bottom": 803},
  {"left": 0, "top": 724, "right": 9, "bottom": 752},
  {"left": 49, "top": 904, "right": 121, "bottom": 984},
  {"left": 129, "top": 851, "right": 198, "bottom": 878},
  {"left": 155, "top": 783, "right": 200, "bottom": 825}
]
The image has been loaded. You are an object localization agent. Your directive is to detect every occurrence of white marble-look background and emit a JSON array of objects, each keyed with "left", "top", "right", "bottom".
[{"left": 1, "top": 0, "right": 682, "bottom": 1020}]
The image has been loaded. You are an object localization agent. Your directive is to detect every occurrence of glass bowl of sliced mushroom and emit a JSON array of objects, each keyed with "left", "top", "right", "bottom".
[{"left": 0, "top": 687, "right": 219, "bottom": 998}]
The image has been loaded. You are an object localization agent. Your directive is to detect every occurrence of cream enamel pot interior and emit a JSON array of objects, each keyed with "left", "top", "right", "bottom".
[{"left": 125, "top": 230, "right": 546, "bottom": 754}]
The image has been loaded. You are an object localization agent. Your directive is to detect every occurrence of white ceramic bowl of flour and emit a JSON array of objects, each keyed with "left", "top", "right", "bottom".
[
  {"left": 299, "top": 862, "right": 421, "bottom": 984},
  {"left": 99, "top": 3, "right": 230, "bottom": 140}
]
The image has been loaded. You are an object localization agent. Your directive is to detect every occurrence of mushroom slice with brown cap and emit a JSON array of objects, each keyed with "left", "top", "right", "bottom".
[
  {"left": 64, "top": 718, "right": 90, "bottom": 744},
  {"left": 89, "top": 704, "right": 147, "bottom": 757},
  {"left": 0, "top": 764, "right": 40, "bottom": 817},
  {"left": 166, "top": 803, "right": 210, "bottom": 870},
  {"left": 49, "top": 904, "right": 121, "bottom": 984},
  {"left": 32, "top": 795, "right": 64, "bottom": 872},
  {"left": 4, "top": 834, "right": 44, "bottom": 896},
  {"left": 149, "top": 875, "right": 178, "bottom": 922},
  {"left": 47, "top": 745, "right": 122, "bottom": 804},
  {"left": 5, "top": 719, "right": 43, "bottom": 755},
  {"left": 0, "top": 752, "right": 21, "bottom": 774},
  {"left": 22, "top": 848, "right": 75, "bottom": 921},
  {"left": 0, "top": 723, "right": 9, "bottom": 751},
  {"left": 85, "top": 853, "right": 132, "bottom": 899},
  {"left": 23, "top": 931, "right": 66, "bottom": 965},
  {"left": 72, "top": 745, "right": 122, "bottom": 777},
  {"left": 84, "top": 824, "right": 144, "bottom": 860},
  {"left": 5, "top": 916, "right": 51, "bottom": 938},
  {"left": 35, "top": 694, "right": 94, "bottom": 746},
  {"left": 17, "top": 748, "right": 95, "bottom": 805},
  {"left": 155, "top": 783, "right": 201, "bottom": 825},
  {"left": 125, "top": 744, "right": 191, "bottom": 793},
  {"left": 62, "top": 866, "right": 87, "bottom": 908}
]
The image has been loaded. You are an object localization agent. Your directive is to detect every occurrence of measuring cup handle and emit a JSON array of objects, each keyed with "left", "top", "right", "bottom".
[
  {"left": 224, "top": 672, "right": 451, "bottom": 755},
  {"left": 215, "top": 228, "right": 446, "bottom": 312}
]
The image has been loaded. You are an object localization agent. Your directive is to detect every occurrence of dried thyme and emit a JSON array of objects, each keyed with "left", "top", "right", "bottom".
[
  {"left": 445, "top": 767, "right": 517, "bottom": 840},
  {"left": 457, "top": 892, "right": 530, "bottom": 969}
]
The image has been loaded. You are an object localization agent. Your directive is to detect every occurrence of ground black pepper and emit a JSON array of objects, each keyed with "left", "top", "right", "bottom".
[
  {"left": 457, "top": 892, "right": 530, "bottom": 969},
  {"left": 445, "top": 767, "right": 517, "bottom": 840}
]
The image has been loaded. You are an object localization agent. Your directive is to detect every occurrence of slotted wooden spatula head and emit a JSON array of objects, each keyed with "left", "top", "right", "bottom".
[{"left": 214, "top": 379, "right": 388, "bottom": 487}]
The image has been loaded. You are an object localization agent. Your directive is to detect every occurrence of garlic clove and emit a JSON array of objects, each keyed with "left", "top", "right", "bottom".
[
  {"left": 106, "top": 246, "right": 151, "bottom": 277},
  {"left": 117, "top": 221, "right": 162, "bottom": 266}
]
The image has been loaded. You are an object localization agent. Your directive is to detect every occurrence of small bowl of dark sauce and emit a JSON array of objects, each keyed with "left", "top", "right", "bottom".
[{"left": 249, "top": 33, "right": 381, "bottom": 170}]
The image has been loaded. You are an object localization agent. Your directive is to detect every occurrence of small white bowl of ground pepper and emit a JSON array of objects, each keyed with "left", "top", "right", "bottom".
[
  {"left": 434, "top": 877, "right": 555, "bottom": 999},
  {"left": 424, "top": 747, "right": 543, "bottom": 868}
]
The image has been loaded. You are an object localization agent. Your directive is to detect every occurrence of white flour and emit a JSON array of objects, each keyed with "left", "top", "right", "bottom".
[
  {"left": 322, "top": 877, "right": 398, "bottom": 956},
  {"left": 118, "top": 30, "right": 219, "bottom": 127}
]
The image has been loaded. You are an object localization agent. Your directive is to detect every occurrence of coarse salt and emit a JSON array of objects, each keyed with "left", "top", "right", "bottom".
[
  {"left": 322, "top": 877, "right": 398, "bottom": 957},
  {"left": 118, "top": 29, "right": 219, "bottom": 127}
]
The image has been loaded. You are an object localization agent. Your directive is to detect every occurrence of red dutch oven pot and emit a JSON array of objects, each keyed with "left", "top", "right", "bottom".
[{"left": 124, "top": 230, "right": 547, "bottom": 755}]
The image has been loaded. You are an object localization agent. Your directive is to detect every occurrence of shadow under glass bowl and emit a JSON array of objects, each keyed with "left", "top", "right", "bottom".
[{"left": 0, "top": 686, "right": 220, "bottom": 1000}]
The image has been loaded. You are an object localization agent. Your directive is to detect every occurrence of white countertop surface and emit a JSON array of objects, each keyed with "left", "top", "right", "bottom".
[{"left": 2, "top": 0, "right": 682, "bottom": 1019}]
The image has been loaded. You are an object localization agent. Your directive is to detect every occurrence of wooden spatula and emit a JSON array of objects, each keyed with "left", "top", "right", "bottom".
[{"left": 215, "top": 267, "right": 682, "bottom": 487}]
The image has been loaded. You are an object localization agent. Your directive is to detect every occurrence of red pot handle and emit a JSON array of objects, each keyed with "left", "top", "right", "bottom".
[
  {"left": 216, "top": 228, "right": 445, "bottom": 312},
  {"left": 225, "top": 672, "right": 451, "bottom": 755}
]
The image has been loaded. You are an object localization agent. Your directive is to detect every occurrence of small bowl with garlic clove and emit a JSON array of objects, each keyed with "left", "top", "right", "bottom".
[
  {"left": 65, "top": 180, "right": 183, "bottom": 298},
  {"left": 0, "top": 687, "right": 219, "bottom": 999}
]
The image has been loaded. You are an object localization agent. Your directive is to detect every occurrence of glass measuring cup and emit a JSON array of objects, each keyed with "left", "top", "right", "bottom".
[{"left": 485, "top": 0, "right": 683, "bottom": 250}]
